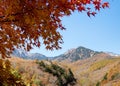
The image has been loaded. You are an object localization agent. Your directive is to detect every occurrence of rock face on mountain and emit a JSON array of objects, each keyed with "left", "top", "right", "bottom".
[
  {"left": 12, "top": 49, "right": 28, "bottom": 59},
  {"left": 53, "top": 46, "right": 102, "bottom": 62},
  {"left": 12, "top": 49, "right": 48, "bottom": 60}
]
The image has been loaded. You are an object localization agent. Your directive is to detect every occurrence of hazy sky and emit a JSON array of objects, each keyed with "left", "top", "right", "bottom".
[{"left": 30, "top": 0, "right": 120, "bottom": 57}]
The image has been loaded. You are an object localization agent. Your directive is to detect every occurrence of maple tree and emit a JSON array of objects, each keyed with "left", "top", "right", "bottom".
[{"left": 0, "top": 0, "right": 109, "bottom": 58}]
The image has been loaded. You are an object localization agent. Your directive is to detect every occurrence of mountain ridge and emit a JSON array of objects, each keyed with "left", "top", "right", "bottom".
[
  {"left": 53, "top": 46, "right": 103, "bottom": 62},
  {"left": 12, "top": 46, "right": 119, "bottom": 61}
]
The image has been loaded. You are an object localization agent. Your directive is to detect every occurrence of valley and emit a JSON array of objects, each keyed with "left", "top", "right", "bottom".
[{"left": 1, "top": 46, "right": 120, "bottom": 86}]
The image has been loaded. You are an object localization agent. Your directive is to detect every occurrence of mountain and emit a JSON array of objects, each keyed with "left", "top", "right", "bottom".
[
  {"left": 12, "top": 46, "right": 119, "bottom": 61},
  {"left": 53, "top": 46, "right": 104, "bottom": 62},
  {"left": 64, "top": 53, "right": 120, "bottom": 86},
  {"left": 12, "top": 49, "right": 29, "bottom": 59},
  {"left": 9, "top": 46, "right": 120, "bottom": 86},
  {"left": 28, "top": 53, "right": 48, "bottom": 60},
  {"left": 8, "top": 53, "right": 120, "bottom": 86},
  {"left": 12, "top": 49, "right": 48, "bottom": 60},
  {"left": 105, "top": 52, "right": 120, "bottom": 56}
]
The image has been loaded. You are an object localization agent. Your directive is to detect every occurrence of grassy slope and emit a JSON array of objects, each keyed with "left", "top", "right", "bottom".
[
  {"left": 60, "top": 53, "right": 120, "bottom": 86},
  {"left": 100, "top": 60, "right": 120, "bottom": 86}
]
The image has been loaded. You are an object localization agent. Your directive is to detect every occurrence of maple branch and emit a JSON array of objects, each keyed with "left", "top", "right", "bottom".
[{"left": 0, "top": 15, "right": 5, "bottom": 18}]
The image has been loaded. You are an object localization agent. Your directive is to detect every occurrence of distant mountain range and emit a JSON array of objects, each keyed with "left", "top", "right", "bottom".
[
  {"left": 10, "top": 47, "right": 120, "bottom": 86},
  {"left": 12, "top": 49, "right": 48, "bottom": 60},
  {"left": 12, "top": 46, "right": 119, "bottom": 61}
]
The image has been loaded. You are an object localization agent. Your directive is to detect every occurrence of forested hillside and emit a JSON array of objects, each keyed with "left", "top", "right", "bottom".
[{"left": 1, "top": 54, "right": 120, "bottom": 86}]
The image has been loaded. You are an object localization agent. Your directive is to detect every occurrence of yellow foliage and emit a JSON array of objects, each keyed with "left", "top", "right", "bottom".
[
  {"left": 99, "top": 59, "right": 120, "bottom": 86},
  {"left": 90, "top": 59, "right": 119, "bottom": 71},
  {"left": 0, "top": 59, "right": 25, "bottom": 85}
]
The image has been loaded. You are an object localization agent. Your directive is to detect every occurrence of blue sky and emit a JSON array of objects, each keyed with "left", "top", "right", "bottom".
[{"left": 30, "top": 0, "right": 120, "bottom": 57}]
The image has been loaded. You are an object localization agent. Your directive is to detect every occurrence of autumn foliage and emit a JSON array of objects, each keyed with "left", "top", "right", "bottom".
[
  {"left": 0, "top": 0, "right": 109, "bottom": 58},
  {"left": 0, "top": 59, "right": 25, "bottom": 86}
]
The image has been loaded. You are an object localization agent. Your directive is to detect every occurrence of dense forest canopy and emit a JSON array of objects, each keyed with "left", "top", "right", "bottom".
[{"left": 0, "top": 0, "right": 109, "bottom": 58}]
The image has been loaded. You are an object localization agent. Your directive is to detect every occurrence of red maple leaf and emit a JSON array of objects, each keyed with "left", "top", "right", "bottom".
[
  {"left": 95, "top": 5, "right": 100, "bottom": 11},
  {"left": 102, "top": 2, "right": 109, "bottom": 8},
  {"left": 91, "top": 12, "right": 96, "bottom": 16},
  {"left": 87, "top": 11, "right": 91, "bottom": 17},
  {"left": 78, "top": 6, "right": 85, "bottom": 12}
]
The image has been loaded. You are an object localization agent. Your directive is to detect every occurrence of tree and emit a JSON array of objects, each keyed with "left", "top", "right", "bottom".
[
  {"left": 37, "top": 61, "right": 76, "bottom": 86},
  {"left": 0, "top": 0, "right": 109, "bottom": 58}
]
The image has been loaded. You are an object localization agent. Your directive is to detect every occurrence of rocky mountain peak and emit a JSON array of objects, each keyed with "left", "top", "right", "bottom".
[{"left": 54, "top": 46, "right": 101, "bottom": 62}]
